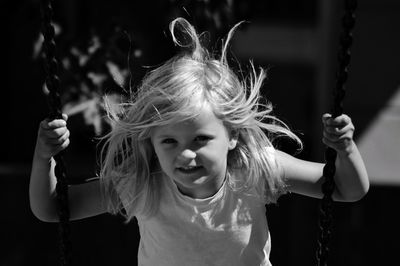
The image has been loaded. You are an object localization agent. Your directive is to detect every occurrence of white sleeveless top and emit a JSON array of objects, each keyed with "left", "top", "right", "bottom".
[{"left": 122, "top": 174, "right": 273, "bottom": 266}]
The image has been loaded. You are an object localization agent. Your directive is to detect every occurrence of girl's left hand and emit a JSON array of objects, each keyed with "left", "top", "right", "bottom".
[{"left": 322, "top": 113, "right": 356, "bottom": 155}]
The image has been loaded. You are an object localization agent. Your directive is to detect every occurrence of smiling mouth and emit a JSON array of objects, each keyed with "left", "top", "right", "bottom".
[{"left": 177, "top": 166, "right": 203, "bottom": 174}]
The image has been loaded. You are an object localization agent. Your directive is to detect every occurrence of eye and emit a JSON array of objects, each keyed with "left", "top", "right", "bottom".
[
  {"left": 161, "top": 138, "right": 177, "bottom": 144},
  {"left": 195, "top": 135, "right": 212, "bottom": 142}
]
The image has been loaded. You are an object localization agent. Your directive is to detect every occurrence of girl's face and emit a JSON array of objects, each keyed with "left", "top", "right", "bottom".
[{"left": 151, "top": 105, "right": 237, "bottom": 199}]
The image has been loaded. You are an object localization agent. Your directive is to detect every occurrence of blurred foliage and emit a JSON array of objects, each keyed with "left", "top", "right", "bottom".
[{"left": 33, "top": 0, "right": 243, "bottom": 136}]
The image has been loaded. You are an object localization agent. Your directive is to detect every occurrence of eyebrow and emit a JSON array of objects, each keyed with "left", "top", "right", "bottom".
[
  {"left": 155, "top": 134, "right": 174, "bottom": 139},
  {"left": 155, "top": 131, "right": 214, "bottom": 139}
]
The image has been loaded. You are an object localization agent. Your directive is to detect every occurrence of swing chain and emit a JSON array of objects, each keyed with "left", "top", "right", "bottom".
[
  {"left": 316, "top": 1, "right": 357, "bottom": 266},
  {"left": 40, "top": 0, "right": 72, "bottom": 265}
]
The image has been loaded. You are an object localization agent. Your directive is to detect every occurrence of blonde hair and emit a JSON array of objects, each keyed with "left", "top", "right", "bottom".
[{"left": 100, "top": 18, "right": 302, "bottom": 221}]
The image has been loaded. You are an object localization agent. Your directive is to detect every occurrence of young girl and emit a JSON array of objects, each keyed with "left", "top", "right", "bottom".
[{"left": 29, "top": 18, "right": 369, "bottom": 266}]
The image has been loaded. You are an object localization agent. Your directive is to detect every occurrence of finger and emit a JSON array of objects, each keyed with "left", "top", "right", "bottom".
[
  {"left": 58, "top": 137, "right": 70, "bottom": 151},
  {"left": 324, "top": 125, "right": 341, "bottom": 136},
  {"left": 53, "top": 138, "right": 70, "bottom": 154},
  {"left": 47, "top": 130, "right": 70, "bottom": 145},
  {"left": 323, "top": 129, "right": 354, "bottom": 142},
  {"left": 47, "top": 127, "right": 68, "bottom": 139},
  {"left": 322, "top": 113, "right": 332, "bottom": 123},
  {"left": 40, "top": 119, "right": 51, "bottom": 130},
  {"left": 47, "top": 119, "right": 67, "bottom": 129},
  {"left": 325, "top": 123, "right": 355, "bottom": 135},
  {"left": 328, "top": 114, "right": 352, "bottom": 127},
  {"left": 62, "top": 113, "right": 68, "bottom": 121}
]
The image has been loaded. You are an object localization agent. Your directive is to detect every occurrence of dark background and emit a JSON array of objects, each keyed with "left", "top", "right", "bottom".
[{"left": 1, "top": 0, "right": 399, "bottom": 265}]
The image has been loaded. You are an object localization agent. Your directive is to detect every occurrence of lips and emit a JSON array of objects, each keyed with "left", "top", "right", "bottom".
[{"left": 176, "top": 166, "right": 203, "bottom": 174}]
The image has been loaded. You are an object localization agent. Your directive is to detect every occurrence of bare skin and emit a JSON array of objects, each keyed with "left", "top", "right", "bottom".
[{"left": 29, "top": 112, "right": 368, "bottom": 222}]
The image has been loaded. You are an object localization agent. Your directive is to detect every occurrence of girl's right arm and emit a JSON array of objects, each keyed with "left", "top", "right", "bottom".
[{"left": 29, "top": 115, "right": 107, "bottom": 222}]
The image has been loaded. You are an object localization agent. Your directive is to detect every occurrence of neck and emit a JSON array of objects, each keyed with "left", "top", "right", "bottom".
[{"left": 173, "top": 173, "right": 227, "bottom": 199}]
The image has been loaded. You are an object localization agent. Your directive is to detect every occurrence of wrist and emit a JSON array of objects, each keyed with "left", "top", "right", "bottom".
[
  {"left": 33, "top": 147, "right": 53, "bottom": 162},
  {"left": 336, "top": 140, "right": 356, "bottom": 158}
]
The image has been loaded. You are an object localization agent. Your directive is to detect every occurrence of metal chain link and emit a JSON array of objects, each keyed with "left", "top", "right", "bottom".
[
  {"left": 316, "top": 1, "right": 357, "bottom": 265},
  {"left": 38, "top": 1, "right": 357, "bottom": 265},
  {"left": 40, "top": 1, "right": 72, "bottom": 265}
]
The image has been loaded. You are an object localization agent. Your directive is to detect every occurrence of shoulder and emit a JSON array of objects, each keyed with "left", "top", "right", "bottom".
[
  {"left": 229, "top": 146, "right": 285, "bottom": 204},
  {"left": 107, "top": 176, "right": 147, "bottom": 218},
  {"left": 264, "top": 146, "right": 283, "bottom": 177}
]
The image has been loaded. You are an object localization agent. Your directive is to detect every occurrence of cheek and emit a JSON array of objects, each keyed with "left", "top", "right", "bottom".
[
  {"left": 154, "top": 147, "right": 173, "bottom": 169},
  {"left": 200, "top": 144, "right": 229, "bottom": 166}
]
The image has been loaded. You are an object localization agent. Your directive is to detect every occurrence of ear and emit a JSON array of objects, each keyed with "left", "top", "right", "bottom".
[{"left": 228, "top": 129, "right": 239, "bottom": 150}]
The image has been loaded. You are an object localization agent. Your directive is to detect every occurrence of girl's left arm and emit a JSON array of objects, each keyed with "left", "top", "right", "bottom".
[{"left": 277, "top": 113, "right": 369, "bottom": 202}]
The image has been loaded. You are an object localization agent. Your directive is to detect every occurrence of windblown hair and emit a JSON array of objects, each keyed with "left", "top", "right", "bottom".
[{"left": 100, "top": 18, "right": 302, "bottom": 221}]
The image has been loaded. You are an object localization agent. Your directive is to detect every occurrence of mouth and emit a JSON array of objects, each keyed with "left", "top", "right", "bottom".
[{"left": 176, "top": 166, "right": 203, "bottom": 174}]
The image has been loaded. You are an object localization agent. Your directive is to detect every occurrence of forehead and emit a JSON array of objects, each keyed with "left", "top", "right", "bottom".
[{"left": 152, "top": 105, "right": 226, "bottom": 136}]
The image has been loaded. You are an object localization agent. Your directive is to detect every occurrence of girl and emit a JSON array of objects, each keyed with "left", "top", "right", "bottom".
[{"left": 30, "top": 18, "right": 369, "bottom": 266}]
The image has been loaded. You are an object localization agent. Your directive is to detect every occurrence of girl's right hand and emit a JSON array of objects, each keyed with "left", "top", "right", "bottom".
[{"left": 35, "top": 114, "right": 70, "bottom": 160}]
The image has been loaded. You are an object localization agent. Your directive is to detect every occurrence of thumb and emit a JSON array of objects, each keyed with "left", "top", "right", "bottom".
[
  {"left": 62, "top": 113, "right": 68, "bottom": 121},
  {"left": 322, "top": 113, "right": 332, "bottom": 123}
]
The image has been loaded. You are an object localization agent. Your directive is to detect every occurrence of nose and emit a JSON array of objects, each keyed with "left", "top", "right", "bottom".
[{"left": 176, "top": 149, "right": 197, "bottom": 163}]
